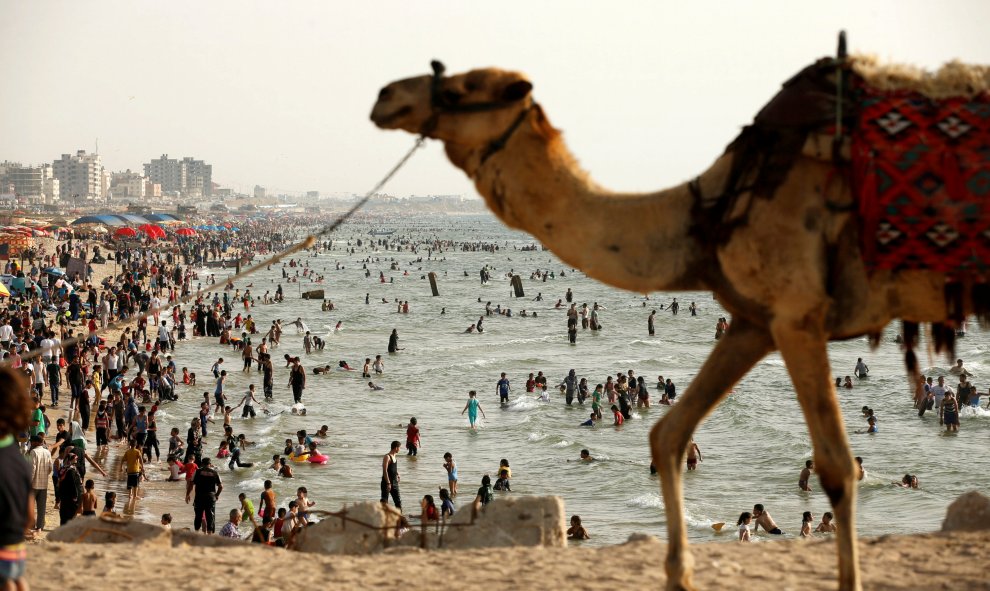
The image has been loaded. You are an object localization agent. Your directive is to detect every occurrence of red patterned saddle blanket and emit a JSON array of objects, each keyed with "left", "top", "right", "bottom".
[{"left": 852, "top": 81, "right": 990, "bottom": 276}]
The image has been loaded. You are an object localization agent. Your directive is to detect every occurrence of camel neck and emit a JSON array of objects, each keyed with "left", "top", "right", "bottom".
[{"left": 459, "top": 124, "right": 705, "bottom": 293}]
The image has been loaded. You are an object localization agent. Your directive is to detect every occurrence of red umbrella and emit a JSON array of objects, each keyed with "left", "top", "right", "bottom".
[
  {"left": 175, "top": 227, "right": 197, "bottom": 236},
  {"left": 115, "top": 227, "right": 137, "bottom": 238},
  {"left": 138, "top": 224, "right": 165, "bottom": 239}
]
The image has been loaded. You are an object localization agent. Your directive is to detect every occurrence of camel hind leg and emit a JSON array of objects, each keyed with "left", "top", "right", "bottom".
[
  {"left": 771, "top": 313, "right": 861, "bottom": 591},
  {"left": 650, "top": 319, "right": 773, "bottom": 591}
]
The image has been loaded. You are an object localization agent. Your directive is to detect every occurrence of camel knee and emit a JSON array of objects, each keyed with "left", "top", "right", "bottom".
[{"left": 815, "top": 454, "right": 856, "bottom": 508}]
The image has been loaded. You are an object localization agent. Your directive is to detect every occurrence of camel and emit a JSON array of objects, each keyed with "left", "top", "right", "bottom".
[{"left": 370, "top": 54, "right": 990, "bottom": 590}]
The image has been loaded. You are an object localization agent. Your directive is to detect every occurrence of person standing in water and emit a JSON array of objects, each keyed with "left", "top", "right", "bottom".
[
  {"left": 388, "top": 329, "right": 400, "bottom": 353},
  {"left": 461, "top": 391, "right": 486, "bottom": 429},
  {"left": 648, "top": 310, "right": 656, "bottom": 336},
  {"left": 496, "top": 373, "right": 511, "bottom": 406},
  {"left": 380, "top": 441, "right": 402, "bottom": 510},
  {"left": 854, "top": 358, "right": 869, "bottom": 379}
]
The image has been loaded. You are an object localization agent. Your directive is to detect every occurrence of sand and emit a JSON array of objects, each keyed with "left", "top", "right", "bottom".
[{"left": 25, "top": 529, "right": 990, "bottom": 590}]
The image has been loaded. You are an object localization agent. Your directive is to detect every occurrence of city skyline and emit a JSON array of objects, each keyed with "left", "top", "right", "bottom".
[{"left": 2, "top": 1, "right": 989, "bottom": 198}]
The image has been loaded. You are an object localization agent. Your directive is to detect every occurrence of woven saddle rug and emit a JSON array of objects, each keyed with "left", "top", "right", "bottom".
[{"left": 852, "top": 80, "right": 990, "bottom": 276}]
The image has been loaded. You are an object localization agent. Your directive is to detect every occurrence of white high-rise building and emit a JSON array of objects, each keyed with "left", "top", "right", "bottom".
[
  {"left": 144, "top": 154, "right": 212, "bottom": 197},
  {"left": 52, "top": 150, "right": 105, "bottom": 200}
]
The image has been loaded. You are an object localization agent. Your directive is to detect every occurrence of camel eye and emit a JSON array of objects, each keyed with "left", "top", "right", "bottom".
[{"left": 442, "top": 89, "right": 463, "bottom": 104}]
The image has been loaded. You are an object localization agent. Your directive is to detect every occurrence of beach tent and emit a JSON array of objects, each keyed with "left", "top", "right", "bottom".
[
  {"left": 145, "top": 213, "right": 182, "bottom": 223},
  {"left": 115, "top": 227, "right": 137, "bottom": 238},
  {"left": 71, "top": 214, "right": 129, "bottom": 226}
]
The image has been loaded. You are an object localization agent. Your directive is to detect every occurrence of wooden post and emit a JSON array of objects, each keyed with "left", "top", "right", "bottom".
[
  {"left": 428, "top": 272, "right": 439, "bottom": 297},
  {"left": 511, "top": 275, "right": 524, "bottom": 298}
]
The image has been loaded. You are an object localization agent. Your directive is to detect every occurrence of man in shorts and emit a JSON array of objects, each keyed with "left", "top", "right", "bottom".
[
  {"left": 120, "top": 439, "right": 144, "bottom": 502},
  {"left": 752, "top": 503, "right": 784, "bottom": 535}
]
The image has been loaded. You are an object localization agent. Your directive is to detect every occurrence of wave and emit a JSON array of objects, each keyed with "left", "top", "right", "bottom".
[{"left": 628, "top": 493, "right": 664, "bottom": 510}]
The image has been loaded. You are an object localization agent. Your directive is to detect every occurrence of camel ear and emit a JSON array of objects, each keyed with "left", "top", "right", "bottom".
[{"left": 502, "top": 79, "right": 533, "bottom": 102}]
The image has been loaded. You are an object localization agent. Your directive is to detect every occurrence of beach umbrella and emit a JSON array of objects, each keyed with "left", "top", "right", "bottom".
[
  {"left": 115, "top": 227, "right": 137, "bottom": 238},
  {"left": 0, "top": 283, "right": 9, "bottom": 297},
  {"left": 43, "top": 267, "right": 64, "bottom": 277},
  {"left": 138, "top": 224, "right": 165, "bottom": 239},
  {"left": 90, "top": 225, "right": 108, "bottom": 234},
  {"left": 175, "top": 228, "right": 197, "bottom": 236}
]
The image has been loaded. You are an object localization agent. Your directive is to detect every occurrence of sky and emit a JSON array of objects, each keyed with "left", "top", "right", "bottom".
[{"left": 1, "top": 0, "right": 988, "bottom": 198}]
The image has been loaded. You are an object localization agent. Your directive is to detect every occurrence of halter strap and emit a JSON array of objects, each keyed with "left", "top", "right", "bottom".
[{"left": 421, "top": 60, "right": 534, "bottom": 165}]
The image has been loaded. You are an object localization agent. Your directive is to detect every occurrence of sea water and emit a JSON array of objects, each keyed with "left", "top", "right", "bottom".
[{"left": 152, "top": 213, "right": 990, "bottom": 545}]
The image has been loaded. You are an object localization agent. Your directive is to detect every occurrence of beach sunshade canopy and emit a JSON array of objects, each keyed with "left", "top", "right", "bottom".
[
  {"left": 71, "top": 214, "right": 129, "bottom": 226},
  {"left": 175, "top": 228, "right": 197, "bottom": 236},
  {"left": 115, "top": 227, "right": 137, "bottom": 238},
  {"left": 145, "top": 213, "right": 182, "bottom": 222}
]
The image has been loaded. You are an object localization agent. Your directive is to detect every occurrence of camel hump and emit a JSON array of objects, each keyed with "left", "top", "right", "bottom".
[{"left": 754, "top": 58, "right": 844, "bottom": 130}]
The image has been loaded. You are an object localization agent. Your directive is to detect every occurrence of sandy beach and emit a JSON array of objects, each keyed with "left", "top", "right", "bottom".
[{"left": 26, "top": 529, "right": 990, "bottom": 590}]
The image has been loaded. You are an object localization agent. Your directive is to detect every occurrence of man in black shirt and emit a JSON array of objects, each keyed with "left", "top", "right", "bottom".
[{"left": 186, "top": 457, "right": 222, "bottom": 533}]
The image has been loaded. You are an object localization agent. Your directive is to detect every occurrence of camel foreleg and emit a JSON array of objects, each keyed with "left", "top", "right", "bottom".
[
  {"left": 650, "top": 319, "right": 773, "bottom": 591},
  {"left": 772, "top": 313, "right": 861, "bottom": 591}
]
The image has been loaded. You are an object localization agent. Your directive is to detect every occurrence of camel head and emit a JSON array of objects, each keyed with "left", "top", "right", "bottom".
[{"left": 371, "top": 61, "right": 534, "bottom": 150}]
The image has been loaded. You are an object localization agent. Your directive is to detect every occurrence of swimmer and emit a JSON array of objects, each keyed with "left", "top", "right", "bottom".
[
  {"left": 567, "top": 515, "right": 590, "bottom": 540},
  {"left": 313, "top": 365, "right": 331, "bottom": 375},
  {"left": 815, "top": 511, "right": 837, "bottom": 533},
  {"left": 894, "top": 474, "right": 913, "bottom": 488},
  {"left": 368, "top": 382, "right": 384, "bottom": 391},
  {"left": 579, "top": 449, "right": 594, "bottom": 461},
  {"left": 799, "top": 460, "right": 814, "bottom": 491},
  {"left": 752, "top": 504, "right": 783, "bottom": 535}
]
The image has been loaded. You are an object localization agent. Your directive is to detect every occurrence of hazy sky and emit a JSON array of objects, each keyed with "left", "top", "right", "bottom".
[{"left": 2, "top": 1, "right": 988, "bottom": 198}]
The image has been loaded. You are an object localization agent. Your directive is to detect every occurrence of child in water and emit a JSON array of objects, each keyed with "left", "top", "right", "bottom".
[
  {"left": 815, "top": 511, "right": 837, "bottom": 533},
  {"left": 567, "top": 515, "right": 590, "bottom": 540},
  {"left": 737, "top": 512, "right": 753, "bottom": 542},
  {"left": 443, "top": 452, "right": 458, "bottom": 496},
  {"left": 494, "top": 469, "right": 512, "bottom": 492},
  {"left": 421, "top": 494, "right": 439, "bottom": 522},
  {"left": 439, "top": 487, "right": 455, "bottom": 518},
  {"left": 800, "top": 511, "right": 813, "bottom": 537}
]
